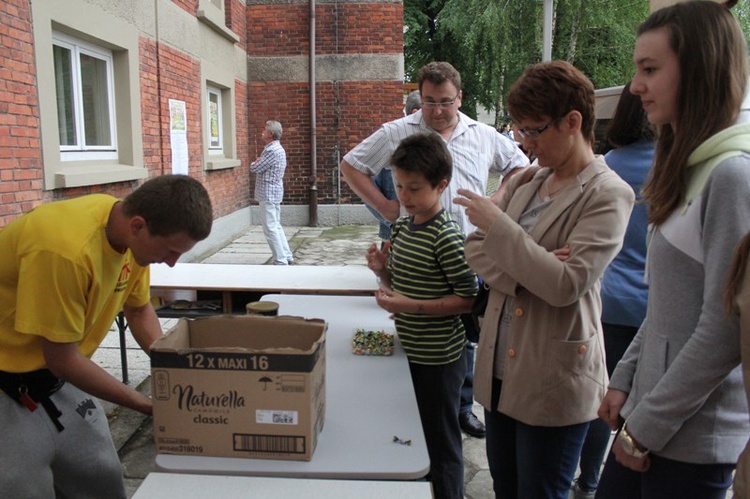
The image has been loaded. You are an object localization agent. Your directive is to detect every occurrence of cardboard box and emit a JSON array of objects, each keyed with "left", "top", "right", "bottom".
[{"left": 150, "top": 315, "right": 326, "bottom": 461}]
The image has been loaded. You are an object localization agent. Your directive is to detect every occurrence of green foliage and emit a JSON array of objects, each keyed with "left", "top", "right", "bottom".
[{"left": 404, "top": 0, "right": 648, "bottom": 123}]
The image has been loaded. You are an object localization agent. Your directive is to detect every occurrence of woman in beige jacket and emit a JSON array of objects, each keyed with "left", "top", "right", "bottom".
[{"left": 455, "top": 61, "right": 634, "bottom": 499}]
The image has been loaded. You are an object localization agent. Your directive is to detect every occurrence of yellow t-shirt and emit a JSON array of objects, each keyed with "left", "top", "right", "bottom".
[{"left": 0, "top": 194, "right": 151, "bottom": 372}]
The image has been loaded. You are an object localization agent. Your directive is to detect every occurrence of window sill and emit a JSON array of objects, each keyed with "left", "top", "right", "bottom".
[
  {"left": 197, "top": 3, "right": 240, "bottom": 43},
  {"left": 205, "top": 158, "right": 241, "bottom": 171},
  {"left": 53, "top": 164, "right": 148, "bottom": 189}
]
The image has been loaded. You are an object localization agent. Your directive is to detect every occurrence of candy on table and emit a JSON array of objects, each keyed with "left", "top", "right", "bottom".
[{"left": 352, "top": 328, "right": 394, "bottom": 356}]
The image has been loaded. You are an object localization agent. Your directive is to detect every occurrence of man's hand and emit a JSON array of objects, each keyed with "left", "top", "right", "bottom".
[
  {"left": 124, "top": 302, "right": 162, "bottom": 355},
  {"left": 341, "top": 161, "right": 400, "bottom": 222},
  {"left": 489, "top": 166, "right": 526, "bottom": 205},
  {"left": 454, "top": 188, "right": 504, "bottom": 232},
  {"left": 41, "top": 338, "right": 153, "bottom": 415},
  {"left": 379, "top": 199, "right": 401, "bottom": 223}
]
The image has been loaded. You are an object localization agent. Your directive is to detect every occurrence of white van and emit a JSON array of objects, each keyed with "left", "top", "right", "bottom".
[{"left": 593, "top": 85, "right": 625, "bottom": 154}]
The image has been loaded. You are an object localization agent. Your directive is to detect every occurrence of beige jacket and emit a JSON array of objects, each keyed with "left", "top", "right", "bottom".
[{"left": 465, "top": 156, "right": 633, "bottom": 426}]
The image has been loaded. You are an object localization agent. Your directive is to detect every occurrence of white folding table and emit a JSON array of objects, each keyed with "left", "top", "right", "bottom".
[
  {"left": 155, "top": 294, "right": 430, "bottom": 481},
  {"left": 117, "top": 264, "right": 378, "bottom": 383},
  {"left": 133, "top": 472, "right": 433, "bottom": 498},
  {"left": 150, "top": 263, "right": 379, "bottom": 313}
]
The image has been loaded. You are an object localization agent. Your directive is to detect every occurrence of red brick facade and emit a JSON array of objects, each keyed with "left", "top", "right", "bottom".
[
  {"left": 0, "top": 0, "right": 42, "bottom": 226},
  {"left": 0, "top": 0, "right": 403, "bottom": 226},
  {"left": 247, "top": 2, "right": 404, "bottom": 206}
]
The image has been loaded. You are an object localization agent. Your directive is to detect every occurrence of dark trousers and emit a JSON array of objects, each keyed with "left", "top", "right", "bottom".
[
  {"left": 596, "top": 449, "right": 735, "bottom": 499},
  {"left": 485, "top": 378, "right": 589, "bottom": 499},
  {"left": 409, "top": 350, "right": 465, "bottom": 499},
  {"left": 578, "top": 323, "right": 639, "bottom": 490},
  {"left": 460, "top": 341, "right": 475, "bottom": 413}
]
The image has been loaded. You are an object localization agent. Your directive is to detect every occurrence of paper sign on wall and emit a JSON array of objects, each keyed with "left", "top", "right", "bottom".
[{"left": 169, "top": 99, "right": 188, "bottom": 175}]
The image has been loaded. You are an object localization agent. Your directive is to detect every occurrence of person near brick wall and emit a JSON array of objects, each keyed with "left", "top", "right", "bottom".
[
  {"left": 341, "top": 61, "right": 529, "bottom": 442},
  {"left": 251, "top": 120, "right": 294, "bottom": 265},
  {"left": 0, "top": 175, "right": 213, "bottom": 498}
]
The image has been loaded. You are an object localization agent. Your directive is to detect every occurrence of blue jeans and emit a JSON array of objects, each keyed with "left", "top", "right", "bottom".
[
  {"left": 577, "top": 323, "right": 639, "bottom": 490},
  {"left": 596, "top": 447, "right": 735, "bottom": 499},
  {"left": 485, "top": 378, "right": 589, "bottom": 499},
  {"left": 366, "top": 168, "right": 396, "bottom": 240},
  {"left": 409, "top": 351, "right": 465, "bottom": 499}
]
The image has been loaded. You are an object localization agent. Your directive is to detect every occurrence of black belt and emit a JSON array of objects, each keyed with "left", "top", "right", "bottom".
[{"left": 0, "top": 369, "right": 66, "bottom": 431}]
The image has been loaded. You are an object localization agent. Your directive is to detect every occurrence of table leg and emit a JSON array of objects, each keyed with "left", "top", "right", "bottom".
[
  {"left": 222, "top": 291, "right": 233, "bottom": 314},
  {"left": 116, "top": 311, "right": 129, "bottom": 384}
]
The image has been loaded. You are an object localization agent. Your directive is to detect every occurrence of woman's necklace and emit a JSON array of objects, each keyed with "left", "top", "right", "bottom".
[{"left": 541, "top": 174, "right": 572, "bottom": 200}]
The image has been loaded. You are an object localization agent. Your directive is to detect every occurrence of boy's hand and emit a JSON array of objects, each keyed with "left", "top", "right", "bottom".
[
  {"left": 366, "top": 241, "right": 389, "bottom": 274},
  {"left": 375, "top": 288, "right": 411, "bottom": 314}
]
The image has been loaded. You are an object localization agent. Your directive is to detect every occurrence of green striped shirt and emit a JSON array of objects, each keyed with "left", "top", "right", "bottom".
[{"left": 388, "top": 210, "right": 478, "bottom": 365}]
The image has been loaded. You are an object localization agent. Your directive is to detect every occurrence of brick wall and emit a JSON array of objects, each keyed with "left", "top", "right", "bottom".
[
  {"left": 0, "top": 0, "right": 43, "bottom": 226},
  {"left": 227, "top": 0, "right": 247, "bottom": 46},
  {"left": 247, "top": 1, "right": 404, "bottom": 205},
  {"left": 1, "top": 0, "right": 402, "bottom": 226},
  {"left": 172, "top": 0, "right": 197, "bottom": 16}
]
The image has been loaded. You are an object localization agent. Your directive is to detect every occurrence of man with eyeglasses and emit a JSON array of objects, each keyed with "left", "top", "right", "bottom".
[
  {"left": 342, "top": 61, "right": 528, "bottom": 234},
  {"left": 364, "top": 90, "right": 423, "bottom": 244},
  {"left": 341, "top": 61, "right": 528, "bottom": 445}
]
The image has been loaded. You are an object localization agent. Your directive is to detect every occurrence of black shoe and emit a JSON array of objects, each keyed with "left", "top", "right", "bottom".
[{"left": 459, "top": 411, "right": 486, "bottom": 438}]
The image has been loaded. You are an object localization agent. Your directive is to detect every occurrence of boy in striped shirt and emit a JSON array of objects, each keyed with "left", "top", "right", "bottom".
[{"left": 366, "top": 132, "right": 478, "bottom": 499}]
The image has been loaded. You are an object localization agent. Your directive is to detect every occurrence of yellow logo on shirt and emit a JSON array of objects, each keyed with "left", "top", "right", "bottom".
[{"left": 115, "top": 262, "right": 131, "bottom": 293}]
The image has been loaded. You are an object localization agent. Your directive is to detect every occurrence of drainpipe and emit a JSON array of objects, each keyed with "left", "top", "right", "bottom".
[{"left": 308, "top": 0, "right": 319, "bottom": 226}]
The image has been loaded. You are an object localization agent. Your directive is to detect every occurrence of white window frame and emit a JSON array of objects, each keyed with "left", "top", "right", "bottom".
[
  {"left": 53, "top": 31, "right": 118, "bottom": 162},
  {"left": 32, "top": 0, "right": 147, "bottom": 190},
  {"left": 203, "top": 71, "right": 240, "bottom": 171},
  {"left": 207, "top": 85, "right": 223, "bottom": 155}
]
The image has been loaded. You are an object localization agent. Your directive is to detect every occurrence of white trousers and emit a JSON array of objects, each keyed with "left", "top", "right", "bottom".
[{"left": 260, "top": 200, "right": 293, "bottom": 264}]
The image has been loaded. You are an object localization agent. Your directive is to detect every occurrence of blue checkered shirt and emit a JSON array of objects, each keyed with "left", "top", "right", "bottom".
[{"left": 251, "top": 140, "right": 287, "bottom": 204}]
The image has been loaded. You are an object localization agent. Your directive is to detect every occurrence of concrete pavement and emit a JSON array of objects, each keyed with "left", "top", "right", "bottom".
[{"left": 95, "top": 224, "right": 493, "bottom": 498}]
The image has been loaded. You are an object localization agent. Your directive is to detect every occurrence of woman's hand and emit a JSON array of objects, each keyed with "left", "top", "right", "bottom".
[
  {"left": 598, "top": 389, "right": 627, "bottom": 430},
  {"left": 454, "top": 189, "right": 504, "bottom": 232},
  {"left": 552, "top": 244, "right": 571, "bottom": 262},
  {"left": 612, "top": 432, "right": 651, "bottom": 472}
]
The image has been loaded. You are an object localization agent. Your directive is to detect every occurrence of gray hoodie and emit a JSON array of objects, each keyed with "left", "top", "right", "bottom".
[{"left": 610, "top": 123, "right": 750, "bottom": 463}]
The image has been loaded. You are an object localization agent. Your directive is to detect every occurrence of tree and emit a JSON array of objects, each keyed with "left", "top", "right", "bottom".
[{"left": 404, "top": 0, "right": 649, "bottom": 123}]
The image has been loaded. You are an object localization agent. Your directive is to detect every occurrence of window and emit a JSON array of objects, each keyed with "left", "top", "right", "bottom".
[
  {"left": 32, "top": 0, "right": 147, "bottom": 190},
  {"left": 197, "top": 0, "right": 239, "bottom": 43},
  {"left": 53, "top": 32, "right": 117, "bottom": 162},
  {"left": 207, "top": 86, "right": 223, "bottom": 154},
  {"left": 202, "top": 78, "right": 240, "bottom": 171}
]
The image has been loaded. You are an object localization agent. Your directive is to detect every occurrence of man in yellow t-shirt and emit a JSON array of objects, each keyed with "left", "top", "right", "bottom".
[{"left": 0, "top": 175, "right": 212, "bottom": 498}]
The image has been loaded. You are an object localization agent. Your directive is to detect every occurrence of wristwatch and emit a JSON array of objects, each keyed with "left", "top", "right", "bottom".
[{"left": 619, "top": 424, "right": 649, "bottom": 458}]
